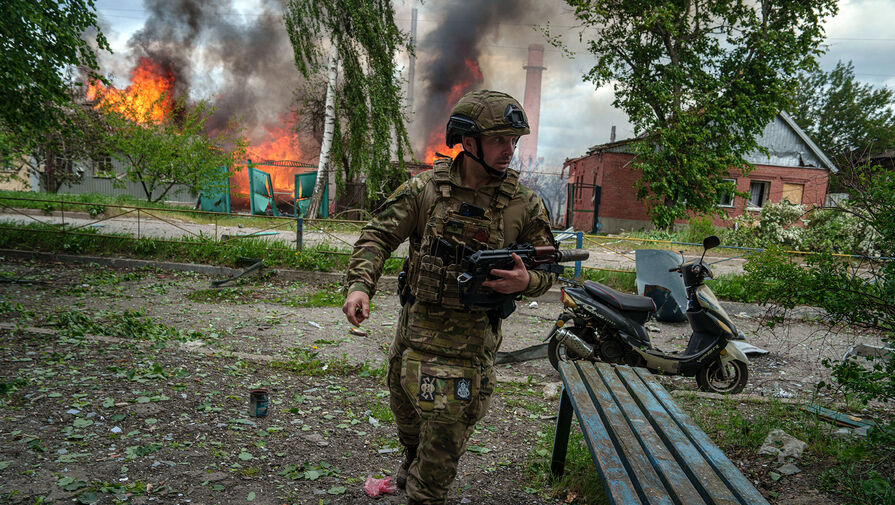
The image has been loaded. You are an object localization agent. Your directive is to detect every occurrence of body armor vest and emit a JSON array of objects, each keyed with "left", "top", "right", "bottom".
[{"left": 407, "top": 157, "right": 519, "bottom": 310}]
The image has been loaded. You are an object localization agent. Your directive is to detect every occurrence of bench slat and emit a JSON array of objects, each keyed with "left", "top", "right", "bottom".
[
  {"left": 559, "top": 361, "right": 646, "bottom": 505},
  {"left": 587, "top": 363, "right": 709, "bottom": 504},
  {"left": 613, "top": 366, "right": 741, "bottom": 505},
  {"left": 633, "top": 368, "right": 771, "bottom": 505},
  {"left": 577, "top": 363, "right": 681, "bottom": 505}
]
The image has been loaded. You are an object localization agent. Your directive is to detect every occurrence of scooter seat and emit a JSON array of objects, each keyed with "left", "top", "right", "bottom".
[{"left": 582, "top": 281, "right": 657, "bottom": 313}]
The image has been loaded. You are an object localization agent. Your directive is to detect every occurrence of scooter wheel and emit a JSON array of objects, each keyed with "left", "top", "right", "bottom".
[
  {"left": 547, "top": 334, "right": 585, "bottom": 371},
  {"left": 696, "top": 359, "right": 748, "bottom": 394}
]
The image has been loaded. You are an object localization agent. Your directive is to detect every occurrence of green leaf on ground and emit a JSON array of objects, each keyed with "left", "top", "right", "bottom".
[
  {"left": 238, "top": 450, "right": 253, "bottom": 461},
  {"left": 78, "top": 491, "right": 99, "bottom": 504},
  {"left": 72, "top": 418, "right": 94, "bottom": 430},
  {"left": 102, "top": 398, "right": 115, "bottom": 408},
  {"left": 247, "top": 491, "right": 256, "bottom": 501},
  {"left": 327, "top": 485, "right": 346, "bottom": 495},
  {"left": 467, "top": 445, "right": 491, "bottom": 454}
]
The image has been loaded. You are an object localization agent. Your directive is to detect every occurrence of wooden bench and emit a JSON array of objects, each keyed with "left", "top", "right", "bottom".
[{"left": 551, "top": 361, "right": 770, "bottom": 505}]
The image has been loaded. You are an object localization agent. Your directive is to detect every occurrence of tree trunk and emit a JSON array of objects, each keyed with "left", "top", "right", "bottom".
[{"left": 307, "top": 46, "right": 338, "bottom": 220}]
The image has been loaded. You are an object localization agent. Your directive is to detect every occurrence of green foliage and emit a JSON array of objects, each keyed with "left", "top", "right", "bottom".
[
  {"left": 52, "top": 308, "right": 204, "bottom": 344},
  {"left": 0, "top": 0, "right": 109, "bottom": 139},
  {"left": 717, "top": 200, "right": 880, "bottom": 256},
  {"left": 745, "top": 163, "right": 895, "bottom": 404},
  {"left": 525, "top": 424, "right": 607, "bottom": 503},
  {"left": 100, "top": 97, "right": 248, "bottom": 202},
  {"left": 556, "top": 0, "right": 837, "bottom": 228},
  {"left": 284, "top": 0, "right": 411, "bottom": 204},
  {"left": 579, "top": 268, "right": 636, "bottom": 292},
  {"left": 0, "top": 221, "right": 356, "bottom": 272},
  {"left": 820, "top": 466, "right": 895, "bottom": 505},
  {"left": 790, "top": 60, "right": 895, "bottom": 169}
]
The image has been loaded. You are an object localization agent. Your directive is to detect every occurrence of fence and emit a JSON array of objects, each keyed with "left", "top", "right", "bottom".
[{"left": 0, "top": 195, "right": 364, "bottom": 256}]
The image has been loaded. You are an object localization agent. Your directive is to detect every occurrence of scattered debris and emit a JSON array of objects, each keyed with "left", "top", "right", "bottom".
[
  {"left": 646, "top": 325, "right": 661, "bottom": 333},
  {"left": 732, "top": 341, "right": 769, "bottom": 356},
  {"left": 777, "top": 463, "right": 801, "bottom": 476},
  {"left": 833, "top": 427, "right": 852, "bottom": 438},
  {"left": 363, "top": 476, "right": 396, "bottom": 497},
  {"left": 543, "top": 382, "right": 562, "bottom": 401},
  {"left": 302, "top": 433, "right": 329, "bottom": 447},
  {"left": 774, "top": 389, "right": 795, "bottom": 399},
  {"left": 528, "top": 301, "right": 538, "bottom": 309},
  {"left": 758, "top": 430, "right": 807, "bottom": 463},
  {"left": 308, "top": 321, "right": 322, "bottom": 329},
  {"left": 211, "top": 258, "right": 264, "bottom": 287},
  {"left": 803, "top": 404, "right": 877, "bottom": 431},
  {"left": 349, "top": 327, "right": 367, "bottom": 337},
  {"left": 842, "top": 342, "right": 894, "bottom": 361}
]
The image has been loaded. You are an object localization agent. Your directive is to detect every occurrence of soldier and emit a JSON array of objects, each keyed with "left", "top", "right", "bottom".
[{"left": 342, "top": 90, "right": 555, "bottom": 505}]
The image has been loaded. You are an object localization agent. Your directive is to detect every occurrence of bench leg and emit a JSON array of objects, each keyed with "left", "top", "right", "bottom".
[{"left": 551, "top": 387, "right": 573, "bottom": 478}]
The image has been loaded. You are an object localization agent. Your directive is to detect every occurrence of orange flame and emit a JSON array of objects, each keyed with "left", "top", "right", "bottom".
[
  {"left": 87, "top": 57, "right": 174, "bottom": 123},
  {"left": 240, "top": 117, "right": 308, "bottom": 193},
  {"left": 422, "top": 58, "right": 484, "bottom": 165}
]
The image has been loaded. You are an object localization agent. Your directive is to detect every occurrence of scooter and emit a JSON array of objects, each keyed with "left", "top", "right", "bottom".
[{"left": 546, "top": 236, "right": 750, "bottom": 394}]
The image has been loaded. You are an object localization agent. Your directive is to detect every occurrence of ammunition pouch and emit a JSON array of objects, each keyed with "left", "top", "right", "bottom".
[{"left": 398, "top": 257, "right": 413, "bottom": 306}]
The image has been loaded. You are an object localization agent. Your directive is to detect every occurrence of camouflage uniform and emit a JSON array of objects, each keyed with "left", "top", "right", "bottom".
[{"left": 345, "top": 152, "right": 555, "bottom": 504}]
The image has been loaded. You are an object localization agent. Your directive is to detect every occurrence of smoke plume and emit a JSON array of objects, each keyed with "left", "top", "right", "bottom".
[
  {"left": 120, "top": 0, "right": 311, "bottom": 158},
  {"left": 414, "top": 0, "right": 553, "bottom": 157}
]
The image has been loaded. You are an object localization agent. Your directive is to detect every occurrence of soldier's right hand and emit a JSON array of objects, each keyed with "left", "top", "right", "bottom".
[{"left": 342, "top": 291, "right": 370, "bottom": 326}]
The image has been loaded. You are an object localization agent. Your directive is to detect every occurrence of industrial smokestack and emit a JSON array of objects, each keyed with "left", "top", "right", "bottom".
[
  {"left": 517, "top": 44, "right": 545, "bottom": 171},
  {"left": 610, "top": 125, "right": 616, "bottom": 143}
]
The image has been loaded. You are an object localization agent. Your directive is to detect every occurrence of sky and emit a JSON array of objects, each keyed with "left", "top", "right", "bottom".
[{"left": 93, "top": 0, "right": 895, "bottom": 173}]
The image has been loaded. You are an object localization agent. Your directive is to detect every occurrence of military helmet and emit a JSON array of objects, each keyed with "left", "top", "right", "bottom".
[{"left": 445, "top": 90, "right": 530, "bottom": 147}]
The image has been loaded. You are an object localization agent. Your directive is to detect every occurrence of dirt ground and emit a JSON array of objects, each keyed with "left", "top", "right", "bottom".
[{"left": 0, "top": 254, "right": 889, "bottom": 504}]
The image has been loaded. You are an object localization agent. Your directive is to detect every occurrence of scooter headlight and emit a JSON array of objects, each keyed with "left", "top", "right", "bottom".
[{"left": 560, "top": 288, "right": 578, "bottom": 309}]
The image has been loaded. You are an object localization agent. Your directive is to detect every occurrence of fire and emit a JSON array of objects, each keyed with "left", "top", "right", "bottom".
[
  {"left": 87, "top": 57, "right": 174, "bottom": 123},
  {"left": 242, "top": 116, "right": 307, "bottom": 193},
  {"left": 422, "top": 58, "right": 484, "bottom": 165}
]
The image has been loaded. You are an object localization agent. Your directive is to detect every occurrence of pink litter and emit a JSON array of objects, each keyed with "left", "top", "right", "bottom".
[{"left": 363, "top": 476, "right": 397, "bottom": 497}]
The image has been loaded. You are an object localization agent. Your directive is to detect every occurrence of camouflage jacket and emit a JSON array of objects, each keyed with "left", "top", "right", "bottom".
[{"left": 345, "top": 155, "right": 555, "bottom": 360}]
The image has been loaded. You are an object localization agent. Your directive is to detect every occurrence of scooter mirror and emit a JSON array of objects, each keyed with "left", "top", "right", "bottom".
[{"left": 703, "top": 235, "right": 720, "bottom": 250}]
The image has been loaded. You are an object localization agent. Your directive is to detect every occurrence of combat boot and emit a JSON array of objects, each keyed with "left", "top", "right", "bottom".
[{"left": 396, "top": 444, "right": 417, "bottom": 490}]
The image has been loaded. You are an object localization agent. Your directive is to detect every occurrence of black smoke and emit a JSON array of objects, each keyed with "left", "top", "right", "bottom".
[
  {"left": 414, "top": 0, "right": 551, "bottom": 156},
  {"left": 122, "top": 0, "right": 306, "bottom": 152}
]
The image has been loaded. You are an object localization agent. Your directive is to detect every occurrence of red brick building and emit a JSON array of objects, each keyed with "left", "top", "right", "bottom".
[{"left": 563, "top": 112, "right": 838, "bottom": 233}]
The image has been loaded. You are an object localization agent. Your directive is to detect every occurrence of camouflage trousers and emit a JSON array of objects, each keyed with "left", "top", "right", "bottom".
[{"left": 387, "top": 347, "right": 496, "bottom": 504}]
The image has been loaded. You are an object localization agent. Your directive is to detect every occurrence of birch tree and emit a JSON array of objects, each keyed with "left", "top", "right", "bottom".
[{"left": 284, "top": 0, "right": 411, "bottom": 216}]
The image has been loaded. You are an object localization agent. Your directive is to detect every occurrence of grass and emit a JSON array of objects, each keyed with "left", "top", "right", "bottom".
[
  {"left": 678, "top": 395, "right": 895, "bottom": 505},
  {"left": 575, "top": 266, "right": 761, "bottom": 304},
  {"left": 524, "top": 392, "right": 894, "bottom": 504},
  {"left": 270, "top": 347, "right": 386, "bottom": 379},
  {"left": 524, "top": 423, "right": 609, "bottom": 504},
  {"left": 0, "top": 189, "right": 366, "bottom": 232},
  {"left": 0, "top": 221, "right": 403, "bottom": 273},
  {"left": 51, "top": 308, "right": 208, "bottom": 345}
]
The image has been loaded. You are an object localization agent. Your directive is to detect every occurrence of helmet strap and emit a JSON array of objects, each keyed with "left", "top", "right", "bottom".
[{"left": 462, "top": 138, "right": 508, "bottom": 180}]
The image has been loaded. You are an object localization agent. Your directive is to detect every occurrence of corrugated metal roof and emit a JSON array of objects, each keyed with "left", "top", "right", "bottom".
[{"left": 583, "top": 112, "right": 838, "bottom": 173}]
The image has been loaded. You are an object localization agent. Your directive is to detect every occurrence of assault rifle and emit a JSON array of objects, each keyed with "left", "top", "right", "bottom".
[{"left": 457, "top": 244, "right": 590, "bottom": 319}]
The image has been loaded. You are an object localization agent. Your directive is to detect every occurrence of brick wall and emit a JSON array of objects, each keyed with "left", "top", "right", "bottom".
[{"left": 564, "top": 151, "right": 830, "bottom": 233}]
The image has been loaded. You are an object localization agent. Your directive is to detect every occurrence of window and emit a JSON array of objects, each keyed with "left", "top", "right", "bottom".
[
  {"left": 93, "top": 154, "right": 114, "bottom": 178},
  {"left": 748, "top": 181, "right": 769, "bottom": 208},
  {"left": 781, "top": 183, "right": 804, "bottom": 205},
  {"left": 718, "top": 178, "right": 736, "bottom": 208}
]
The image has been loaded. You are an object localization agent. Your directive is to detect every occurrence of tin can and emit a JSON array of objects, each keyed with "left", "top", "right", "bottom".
[{"left": 248, "top": 388, "right": 269, "bottom": 417}]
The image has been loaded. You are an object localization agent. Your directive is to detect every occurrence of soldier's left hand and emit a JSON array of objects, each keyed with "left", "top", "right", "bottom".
[{"left": 482, "top": 253, "right": 530, "bottom": 294}]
